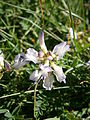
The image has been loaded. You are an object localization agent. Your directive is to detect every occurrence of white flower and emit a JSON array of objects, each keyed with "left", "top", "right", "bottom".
[
  {"left": 69, "top": 27, "right": 77, "bottom": 40},
  {"left": 0, "top": 50, "right": 4, "bottom": 71},
  {"left": 30, "top": 64, "right": 53, "bottom": 90},
  {"left": 13, "top": 31, "right": 69, "bottom": 90},
  {"left": 28, "top": 31, "right": 69, "bottom": 90},
  {"left": 13, "top": 53, "right": 28, "bottom": 70}
]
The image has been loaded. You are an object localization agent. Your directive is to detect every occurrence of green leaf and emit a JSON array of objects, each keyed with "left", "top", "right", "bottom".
[
  {"left": 0, "top": 73, "right": 3, "bottom": 80},
  {"left": 41, "top": 104, "right": 46, "bottom": 111},
  {"left": 4, "top": 111, "right": 13, "bottom": 118},
  {"left": 0, "top": 83, "right": 7, "bottom": 88},
  {"left": 0, "top": 109, "right": 7, "bottom": 114},
  {"left": 12, "top": 105, "right": 20, "bottom": 115}
]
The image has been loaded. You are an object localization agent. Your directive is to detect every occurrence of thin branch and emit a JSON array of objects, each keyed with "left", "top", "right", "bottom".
[
  {"left": 34, "top": 82, "right": 38, "bottom": 118},
  {"left": 0, "top": 86, "right": 84, "bottom": 99}
]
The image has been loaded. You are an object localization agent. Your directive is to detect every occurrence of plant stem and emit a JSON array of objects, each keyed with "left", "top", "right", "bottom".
[
  {"left": 39, "top": 0, "right": 44, "bottom": 30},
  {"left": 34, "top": 82, "right": 38, "bottom": 118}
]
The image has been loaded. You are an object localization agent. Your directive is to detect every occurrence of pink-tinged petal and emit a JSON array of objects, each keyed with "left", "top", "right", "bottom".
[
  {"left": 52, "top": 42, "right": 69, "bottom": 60},
  {"left": 43, "top": 73, "right": 54, "bottom": 90},
  {"left": 52, "top": 63, "right": 66, "bottom": 83},
  {"left": 38, "top": 50, "right": 44, "bottom": 58},
  {"left": 39, "top": 31, "right": 47, "bottom": 53},
  {"left": 47, "top": 56, "right": 53, "bottom": 60},
  {"left": 13, "top": 53, "right": 28, "bottom": 70},
  {"left": 46, "top": 51, "right": 53, "bottom": 60},
  {"left": 29, "top": 70, "right": 41, "bottom": 82},
  {"left": 25, "top": 48, "right": 39, "bottom": 64},
  {"left": 5, "top": 61, "right": 11, "bottom": 71}
]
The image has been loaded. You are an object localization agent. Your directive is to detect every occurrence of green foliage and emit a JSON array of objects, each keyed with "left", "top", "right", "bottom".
[{"left": 0, "top": 0, "right": 90, "bottom": 119}]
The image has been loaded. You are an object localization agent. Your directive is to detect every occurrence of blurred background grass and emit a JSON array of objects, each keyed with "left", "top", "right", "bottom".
[{"left": 0, "top": 0, "right": 90, "bottom": 119}]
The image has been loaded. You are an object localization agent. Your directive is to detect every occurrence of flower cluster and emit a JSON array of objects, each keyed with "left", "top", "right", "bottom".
[{"left": 13, "top": 31, "right": 69, "bottom": 90}]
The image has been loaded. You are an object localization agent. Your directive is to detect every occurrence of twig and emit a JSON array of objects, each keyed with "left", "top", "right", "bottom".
[
  {"left": 39, "top": 0, "right": 44, "bottom": 30},
  {"left": 34, "top": 82, "right": 38, "bottom": 118},
  {"left": 0, "top": 86, "right": 84, "bottom": 99}
]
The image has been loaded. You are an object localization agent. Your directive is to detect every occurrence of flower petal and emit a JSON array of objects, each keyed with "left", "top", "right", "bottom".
[
  {"left": 52, "top": 63, "right": 66, "bottom": 83},
  {"left": 25, "top": 48, "right": 39, "bottom": 64},
  {"left": 39, "top": 64, "right": 53, "bottom": 79},
  {"left": 53, "top": 42, "right": 66, "bottom": 53},
  {"left": 13, "top": 53, "right": 28, "bottom": 70},
  {"left": 39, "top": 64, "right": 52, "bottom": 71},
  {"left": 39, "top": 31, "right": 47, "bottom": 53},
  {"left": 29, "top": 70, "right": 41, "bottom": 82},
  {"left": 47, "top": 56, "right": 53, "bottom": 60},
  {"left": 75, "top": 32, "right": 77, "bottom": 39},
  {"left": 43, "top": 73, "right": 54, "bottom": 90},
  {"left": 52, "top": 42, "right": 69, "bottom": 60},
  {"left": 69, "top": 28, "right": 73, "bottom": 39},
  {"left": 5, "top": 61, "right": 11, "bottom": 71},
  {"left": 0, "top": 51, "right": 4, "bottom": 70},
  {"left": 69, "top": 28, "right": 77, "bottom": 39},
  {"left": 86, "top": 60, "right": 90, "bottom": 68},
  {"left": 38, "top": 50, "right": 44, "bottom": 58}
]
